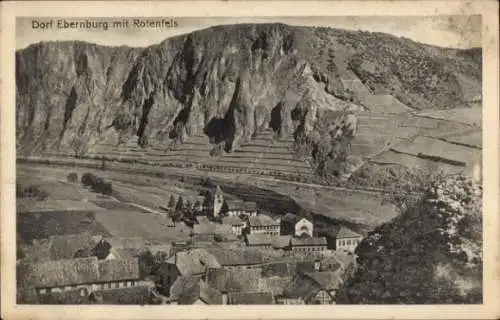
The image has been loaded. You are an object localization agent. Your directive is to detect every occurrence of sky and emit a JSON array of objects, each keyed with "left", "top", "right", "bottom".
[{"left": 16, "top": 15, "right": 482, "bottom": 50}]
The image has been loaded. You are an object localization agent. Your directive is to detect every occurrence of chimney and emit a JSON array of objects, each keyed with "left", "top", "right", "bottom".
[
  {"left": 314, "top": 259, "right": 321, "bottom": 272},
  {"left": 222, "top": 292, "right": 228, "bottom": 305}
]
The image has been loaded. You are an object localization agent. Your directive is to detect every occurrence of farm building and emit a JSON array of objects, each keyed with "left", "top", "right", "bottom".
[
  {"left": 16, "top": 256, "right": 144, "bottom": 300},
  {"left": 290, "top": 236, "right": 328, "bottom": 253},
  {"left": 246, "top": 214, "right": 281, "bottom": 236},
  {"left": 222, "top": 215, "right": 246, "bottom": 236},
  {"left": 280, "top": 213, "right": 313, "bottom": 237}
]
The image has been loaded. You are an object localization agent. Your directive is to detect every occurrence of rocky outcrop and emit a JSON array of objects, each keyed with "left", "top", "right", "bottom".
[{"left": 15, "top": 24, "right": 481, "bottom": 155}]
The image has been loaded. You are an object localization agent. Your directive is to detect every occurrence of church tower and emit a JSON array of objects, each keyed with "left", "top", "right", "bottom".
[{"left": 212, "top": 185, "right": 224, "bottom": 218}]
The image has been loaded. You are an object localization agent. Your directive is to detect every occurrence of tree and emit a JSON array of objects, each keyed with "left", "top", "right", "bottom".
[
  {"left": 168, "top": 195, "right": 176, "bottom": 208},
  {"left": 67, "top": 172, "right": 78, "bottom": 182},
  {"left": 81, "top": 172, "right": 97, "bottom": 187},
  {"left": 100, "top": 158, "right": 107, "bottom": 170},
  {"left": 92, "top": 240, "right": 111, "bottom": 260},
  {"left": 175, "top": 196, "right": 184, "bottom": 212}
]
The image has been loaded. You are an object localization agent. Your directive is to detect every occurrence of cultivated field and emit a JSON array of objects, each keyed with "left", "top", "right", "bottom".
[
  {"left": 390, "top": 136, "right": 481, "bottom": 167},
  {"left": 416, "top": 107, "right": 482, "bottom": 126}
]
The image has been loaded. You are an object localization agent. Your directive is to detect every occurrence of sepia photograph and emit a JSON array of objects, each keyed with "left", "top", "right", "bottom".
[{"left": 1, "top": 1, "right": 499, "bottom": 319}]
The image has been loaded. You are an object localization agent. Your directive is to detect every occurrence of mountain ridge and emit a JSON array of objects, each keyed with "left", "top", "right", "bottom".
[{"left": 16, "top": 23, "right": 482, "bottom": 162}]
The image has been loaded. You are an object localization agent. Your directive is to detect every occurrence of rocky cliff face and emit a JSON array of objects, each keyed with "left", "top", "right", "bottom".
[{"left": 16, "top": 24, "right": 481, "bottom": 155}]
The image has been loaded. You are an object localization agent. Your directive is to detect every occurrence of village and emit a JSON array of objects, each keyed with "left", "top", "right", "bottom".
[{"left": 17, "top": 180, "right": 364, "bottom": 305}]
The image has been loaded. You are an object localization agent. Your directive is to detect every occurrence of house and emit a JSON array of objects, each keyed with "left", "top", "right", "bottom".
[
  {"left": 226, "top": 200, "right": 258, "bottom": 217},
  {"left": 246, "top": 214, "right": 280, "bottom": 236},
  {"left": 157, "top": 249, "right": 221, "bottom": 296},
  {"left": 319, "top": 226, "right": 363, "bottom": 252},
  {"left": 334, "top": 227, "right": 363, "bottom": 252},
  {"left": 280, "top": 213, "right": 313, "bottom": 237},
  {"left": 222, "top": 215, "right": 246, "bottom": 236},
  {"left": 290, "top": 236, "right": 327, "bottom": 253},
  {"left": 17, "top": 256, "right": 142, "bottom": 298},
  {"left": 279, "top": 271, "right": 343, "bottom": 304},
  {"left": 245, "top": 234, "right": 273, "bottom": 248}
]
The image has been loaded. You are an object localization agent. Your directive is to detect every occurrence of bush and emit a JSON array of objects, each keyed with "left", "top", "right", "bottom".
[
  {"left": 67, "top": 172, "right": 78, "bottom": 182},
  {"left": 16, "top": 184, "right": 50, "bottom": 200},
  {"left": 81, "top": 172, "right": 97, "bottom": 187}
]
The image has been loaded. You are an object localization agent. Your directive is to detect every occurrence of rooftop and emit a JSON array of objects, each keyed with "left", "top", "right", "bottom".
[
  {"left": 165, "top": 249, "right": 221, "bottom": 276},
  {"left": 17, "top": 257, "right": 100, "bottom": 289},
  {"left": 246, "top": 234, "right": 273, "bottom": 246},
  {"left": 229, "top": 291, "right": 274, "bottom": 305},
  {"left": 281, "top": 213, "right": 310, "bottom": 225},
  {"left": 336, "top": 226, "right": 363, "bottom": 239},
  {"left": 290, "top": 236, "right": 327, "bottom": 247},
  {"left": 100, "top": 285, "right": 152, "bottom": 305},
  {"left": 205, "top": 247, "right": 264, "bottom": 266},
  {"left": 248, "top": 214, "right": 280, "bottom": 227},
  {"left": 207, "top": 268, "right": 262, "bottom": 293},
  {"left": 169, "top": 275, "right": 203, "bottom": 301},
  {"left": 272, "top": 235, "right": 292, "bottom": 249},
  {"left": 178, "top": 281, "right": 222, "bottom": 305},
  {"left": 222, "top": 215, "right": 245, "bottom": 226},
  {"left": 304, "top": 271, "right": 343, "bottom": 290},
  {"left": 97, "top": 257, "right": 141, "bottom": 282},
  {"left": 48, "top": 233, "right": 96, "bottom": 260}
]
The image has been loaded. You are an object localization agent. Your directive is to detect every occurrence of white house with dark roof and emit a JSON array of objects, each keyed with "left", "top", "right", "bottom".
[
  {"left": 333, "top": 227, "right": 363, "bottom": 252},
  {"left": 280, "top": 213, "right": 313, "bottom": 237}
]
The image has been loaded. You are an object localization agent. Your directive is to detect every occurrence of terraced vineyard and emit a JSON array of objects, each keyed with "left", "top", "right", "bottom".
[{"left": 61, "top": 129, "right": 315, "bottom": 179}]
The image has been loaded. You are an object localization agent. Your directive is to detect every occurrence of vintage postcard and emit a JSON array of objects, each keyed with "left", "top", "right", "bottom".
[{"left": 1, "top": 1, "right": 499, "bottom": 319}]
